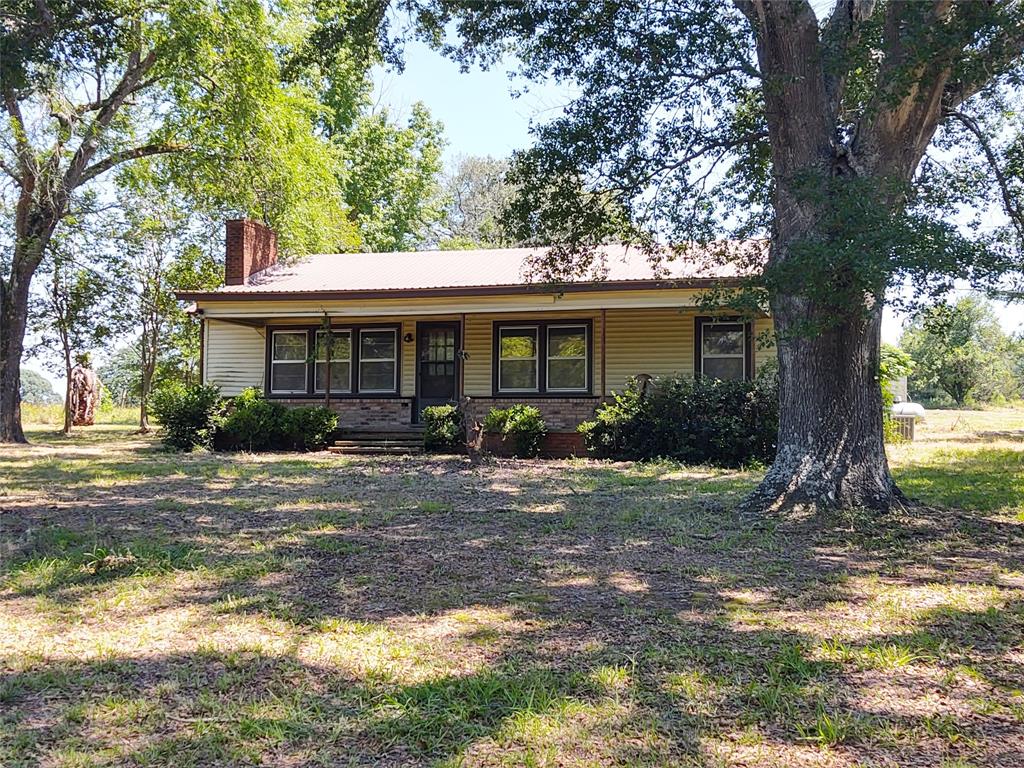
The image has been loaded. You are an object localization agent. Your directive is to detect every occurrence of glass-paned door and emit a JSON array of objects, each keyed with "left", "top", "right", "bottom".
[{"left": 416, "top": 323, "right": 459, "bottom": 417}]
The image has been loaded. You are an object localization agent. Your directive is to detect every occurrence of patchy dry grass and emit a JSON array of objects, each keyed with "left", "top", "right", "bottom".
[{"left": 1, "top": 411, "right": 1022, "bottom": 767}]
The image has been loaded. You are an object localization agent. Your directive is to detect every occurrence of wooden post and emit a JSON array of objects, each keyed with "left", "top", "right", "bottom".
[
  {"left": 198, "top": 316, "right": 205, "bottom": 385},
  {"left": 321, "top": 312, "right": 331, "bottom": 408},
  {"left": 600, "top": 308, "right": 607, "bottom": 399},
  {"left": 459, "top": 312, "right": 466, "bottom": 399}
]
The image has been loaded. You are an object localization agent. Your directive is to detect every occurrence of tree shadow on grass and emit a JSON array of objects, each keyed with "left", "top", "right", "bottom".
[
  {"left": 4, "top": 436, "right": 1024, "bottom": 765},
  {"left": 2, "top": 646, "right": 683, "bottom": 766},
  {"left": 6, "top": 602, "right": 1020, "bottom": 766},
  {"left": 859, "top": 597, "right": 1024, "bottom": 689}
]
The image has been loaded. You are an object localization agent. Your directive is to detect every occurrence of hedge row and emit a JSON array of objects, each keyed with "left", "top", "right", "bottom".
[
  {"left": 579, "top": 370, "right": 779, "bottom": 467},
  {"left": 151, "top": 374, "right": 781, "bottom": 466},
  {"left": 150, "top": 385, "right": 337, "bottom": 452}
]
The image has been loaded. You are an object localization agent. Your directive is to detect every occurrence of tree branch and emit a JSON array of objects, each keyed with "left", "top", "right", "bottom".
[
  {"left": 3, "top": 91, "right": 35, "bottom": 180},
  {"left": 0, "top": 158, "right": 22, "bottom": 185},
  {"left": 737, "top": 0, "right": 834, "bottom": 179},
  {"left": 852, "top": 1, "right": 960, "bottom": 178},
  {"left": 32, "top": 0, "right": 54, "bottom": 32},
  {"left": 943, "top": 18, "right": 1024, "bottom": 109},
  {"left": 944, "top": 108, "right": 1024, "bottom": 248},
  {"left": 62, "top": 47, "right": 159, "bottom": 193},
  {"left": 731, "top": 0, "right": 759, "bottom": 28},
  {"left": 79, "top": 141, "right": 186, "bottom": 185},
  {"left": 821, "top": 0, "right": 877, "bottom": 117},
  {"left": 610, "top": 130, "right": 769, "bottom": 192}
]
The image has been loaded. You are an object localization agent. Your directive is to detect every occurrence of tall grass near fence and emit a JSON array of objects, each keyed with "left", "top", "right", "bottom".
[{"left": 21, "top": 403, "right": 140, "bottom": 426}]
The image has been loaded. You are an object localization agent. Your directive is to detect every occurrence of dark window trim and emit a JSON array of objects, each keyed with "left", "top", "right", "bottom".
[
  {"left": 268, "top": 329, "right": 310, "bottom": 395},
  {"left": 694, "top": 316, "right": 754, "bottom": 381},
  {"left": 264, "top": 323, "right": 401, "bottom": 399},
  {"left": 491, "top": 319, "right": 593, "bottom": 396},
  {"left": 495, "top": 324, "right": 541, "bottom": 394},
  {"left": 358, "top": 327, "right": 400, "bottom": 394}
]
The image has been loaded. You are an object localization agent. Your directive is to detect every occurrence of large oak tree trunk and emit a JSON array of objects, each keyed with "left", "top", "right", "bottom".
[
  {"left": 738, "top": 1, "right": 953, "bottom": 513},
  {"left": 2, "top": 179, "right": 63, "bottom": 442},
  {"left": 749, "top": 289, "right": 905, "bottom": 512}
]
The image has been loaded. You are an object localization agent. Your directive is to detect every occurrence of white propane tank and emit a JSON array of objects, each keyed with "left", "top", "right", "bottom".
[{"left": 892, "top": 402, "right": 926, "bottom": 419}]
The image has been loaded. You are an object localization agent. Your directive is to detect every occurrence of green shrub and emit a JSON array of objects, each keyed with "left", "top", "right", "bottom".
[
  {"left": 220, "top": 387, "right": 287, "bottom": 451},
  {"left": 422, "top": 404, "right": 463, "bottom": 452},
  {"left": 483, "top": 404, "right": 547, "bottom": 457},
  {"left": 282, "top": 406, "right": 339, "bottom": 451},
  {"left": 579, "top": 370, "right": 778, "bottom": 466},
  {"left": 150, "top": 384, "right": 224, "bottom": 451}
]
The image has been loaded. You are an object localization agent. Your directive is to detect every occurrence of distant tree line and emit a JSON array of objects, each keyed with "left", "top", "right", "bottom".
[
  {"left": 899, "top": 294, "right": 1024, "bottom": 408},
  {"left": 19, "top": 369, "right": 59, "bottom": 405}
]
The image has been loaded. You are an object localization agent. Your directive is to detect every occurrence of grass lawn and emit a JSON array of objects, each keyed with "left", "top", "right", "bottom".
[{"left": 1, "top": 409, "right": 1022, "bottom": 767}]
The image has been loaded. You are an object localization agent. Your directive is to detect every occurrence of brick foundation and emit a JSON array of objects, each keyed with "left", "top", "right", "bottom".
[
  {"left": 277, "top": 398, "right": 413, "bottom": 429},
  {"left": 542, "top": 432, "right": 587, "bottom": 457},
  {"left": 279, "top": 396, "right": 594, "bottom": 455},
  {"left": 481, "top": 432, "right": 586, "bottom": 458},
  {"left": 462, "top": 397, "right": 601, "bottom": 432},
  {"left": 467, "top": 397, "right": 598, "bottom": 458}
]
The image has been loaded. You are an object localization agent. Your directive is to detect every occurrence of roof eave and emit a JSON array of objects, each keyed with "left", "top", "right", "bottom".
[{"left": 176, "top": 277, "right": 746, "bottom": 303}]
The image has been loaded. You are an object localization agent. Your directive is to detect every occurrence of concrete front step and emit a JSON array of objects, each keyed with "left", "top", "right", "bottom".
[
  {"left": 337, "top": 430, "right": 424, "bottom": 436},
  {"left": 342, "top": 426, "right": 425, "bottom": 433},
  {"left": 331, "top": 426, "right": 425, "bottom": 455}
]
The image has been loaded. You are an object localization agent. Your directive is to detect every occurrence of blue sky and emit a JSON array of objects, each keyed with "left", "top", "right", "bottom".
[{"left": 372, "top": 40, "right": 573, "bottom": 162}]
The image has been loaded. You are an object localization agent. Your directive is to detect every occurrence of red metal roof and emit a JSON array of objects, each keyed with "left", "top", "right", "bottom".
[{"left": 181, "top": 243, "right": 762, "bottom": 300}]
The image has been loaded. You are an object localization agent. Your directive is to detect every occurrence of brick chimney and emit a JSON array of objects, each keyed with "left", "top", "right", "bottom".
[{"left": 225, "top": 219, "right": 278, "bottom": 286}]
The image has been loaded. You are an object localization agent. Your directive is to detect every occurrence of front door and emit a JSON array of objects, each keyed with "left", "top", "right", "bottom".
[{"left": 416, "top": 322, "right": 459, "bottom": 419}]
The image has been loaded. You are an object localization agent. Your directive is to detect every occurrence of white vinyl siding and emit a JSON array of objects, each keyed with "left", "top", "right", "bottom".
[
  {"left": 603, "top": 308, "right": 694, "bottom": 391},
  {"left": 204, "top": 320, "right": 266, "bottom": 396},
  {"left": 201, "top": 309, "right": 775, "bottom": 400},
  {"left": 754, "top": 316, "right": 776, "bottom": 371}
]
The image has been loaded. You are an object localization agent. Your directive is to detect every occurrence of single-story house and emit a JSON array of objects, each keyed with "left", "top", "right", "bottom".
[{"left": 178, "top": 219, "right": 774, "bottom": 455}]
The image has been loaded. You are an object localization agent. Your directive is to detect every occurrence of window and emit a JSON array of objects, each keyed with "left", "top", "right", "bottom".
[
  {"left": 546, "top": 325, "right": 588, "bottom": 391},
  {"left": 270, "top": 331, "right": 308, "bottom": 393},
  {"left": 267, "top": 324, "right": 399, "bottom": 397},
  {"left": 498, "top": 327, "right": 539, "bottom": 391},
  {"left": 700, "top": 322, "right": 746, "bottom": 380},
  {"left": 493, "top": 321, "right": 591, "bottom": 394},
  {"left": 359, "top": 329, "right": 397, "bottom": 392},
  {"left": 314, "top": 330, "right": 352, "bottom": 393}
]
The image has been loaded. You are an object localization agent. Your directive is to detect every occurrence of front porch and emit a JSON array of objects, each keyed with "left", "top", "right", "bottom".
[{"left": 199, "top": 303, "right": 774, "bottom": 455}]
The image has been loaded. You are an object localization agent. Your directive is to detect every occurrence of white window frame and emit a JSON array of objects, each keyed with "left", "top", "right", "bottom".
[
  {"left": 314, "top": 329, "right": 353, "bottom": 394},
  {"left": 358, "top": 328, "right": 398, "bottom": 393},
  {"left": 545, "top": 324, "right": 589, "bottom": 393},
  {"left": 700, "top": 321, "right": 746, "bottom": 380},
  {"left": 497, "top": 325, "right": 540, "bottom": 393},
  {"left": 270, "top": 330, "right": 309, "bottom": 394}
]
